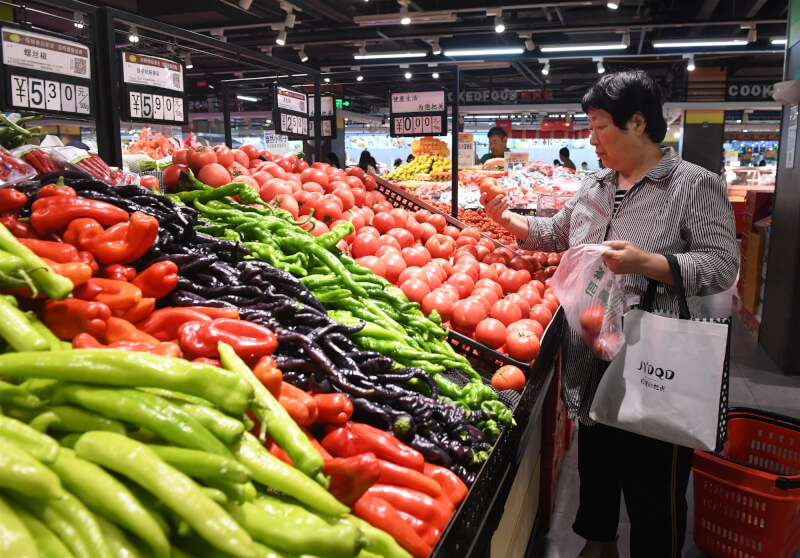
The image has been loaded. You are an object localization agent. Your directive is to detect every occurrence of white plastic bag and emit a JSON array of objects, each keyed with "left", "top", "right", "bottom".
[{"left": 549, "top": 244, "right": 625, "bottom": 361}]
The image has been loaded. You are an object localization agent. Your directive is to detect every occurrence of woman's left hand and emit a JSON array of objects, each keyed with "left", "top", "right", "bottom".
[{"left": 601, "top": 240, "right": 652, "bottom": 275}]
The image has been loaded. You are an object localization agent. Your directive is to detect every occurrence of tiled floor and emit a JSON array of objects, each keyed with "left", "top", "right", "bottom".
[{"left": 531, "top": 292, "right": 800, "bottom": 558}]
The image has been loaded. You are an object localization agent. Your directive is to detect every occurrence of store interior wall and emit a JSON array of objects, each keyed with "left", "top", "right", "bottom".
[
  {"left": 759, "top": 9, "right": 800, "bottom": 376},
  {"left": 681, "top": 110, "right": 725, "bottom": 173}
]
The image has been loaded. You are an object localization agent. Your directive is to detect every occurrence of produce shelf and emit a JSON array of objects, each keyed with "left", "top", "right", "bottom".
[{"left": 431, "top": 308, "right": 564, "bottom": 557}]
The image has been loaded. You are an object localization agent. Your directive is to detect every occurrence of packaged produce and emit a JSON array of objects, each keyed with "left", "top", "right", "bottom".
[{"left": 0, "top": 146, "right": 36, "bottom": 186}]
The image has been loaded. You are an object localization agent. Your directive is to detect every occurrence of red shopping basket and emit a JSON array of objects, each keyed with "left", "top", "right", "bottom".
[{"left": 692, "top": 407, "right": 800, "bottom": 558}]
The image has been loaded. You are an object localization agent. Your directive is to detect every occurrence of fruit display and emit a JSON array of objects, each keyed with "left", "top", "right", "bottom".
[{"left": 383, "top": 154, "right": 451, "bottom": 182}]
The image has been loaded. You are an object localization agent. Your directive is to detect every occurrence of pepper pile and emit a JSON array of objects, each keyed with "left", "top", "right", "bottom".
[{"left": 0, "top": 114, "right": 44, "bottom": 150}]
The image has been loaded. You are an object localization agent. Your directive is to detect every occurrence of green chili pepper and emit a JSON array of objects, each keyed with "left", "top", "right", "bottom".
[
  {"left": 29, "top": 405, "right": 127, "bottom": 436},
  {"left": 0, "top": 414, "right": 60, "bottom": 463},
  {"left": 172, "top": 402, "right": 245, "bottom": 445},
  {"left": 0, "top": 494, "right": 38, "bottom": 558},
  {"left": 95, "top": 515, "right": 144, "bottom": 558},
  {"left": 481, "top": 399, "right": 515, "bottom": 426},
  {"left": 6, "top": 500, "right": 74, "bottom": 558},
  {"left": 0, "top": 294, "right": 49, "bottom": 352},
  {"left": 0, "top": 379, "right": 43, "bottom": 409},
  {"left": 49, "top": 447, "right": 170, "bottom": 558},
  {"left": 0, "top": 350, "right": 252, "bottom": 415},
  {"left": 336, "top": 515, "right": 413, "bottom": 558},
  {"left": 232, "top": 432, "right": 348, "bottom": 517},
  {"left": 315, "top": 221, "right": 355, "bottom": 250},
  {"left": 313, "top": 288, "right": 354, "bottom": 303},
  {"left": 275, "top": 235, "right": 366, "bottom": 298},
  {"left": 147, "top": 445, "right": 250, "bottom": 484},
  {"left": 202, "top": 477, "right": 257, "bottom": 505},
  {"left": 75, "top": 431, "right": 254, "bottom": 558}
]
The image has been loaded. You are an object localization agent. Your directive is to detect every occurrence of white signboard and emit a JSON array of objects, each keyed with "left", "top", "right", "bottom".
[
  {"left": 392, "top": 115, "right": 443, "bottom": 135},
  {"left": 391, "top": 91, "right": 445, "bottom": 113},
  {"left": 128, "top": 91, "right": 184, "bottom": 123},
  {"left": 276, "top": 87, "right": 307, "bottom": 113},
  {"left": 458, "top": 133, "right": 475, "bottom": 168},
  {"left": 280, "top": 112, "right": 308, "bottom": 136},
  {"left": 504, "top": 152, "right": 530, "bottom": 166},
  {"left": 309, "top": 95, "right": 335, "bottom": 117},
  {"left": 2, "top": 27, "right": 90, "bottom": 79},
  {"left": 10, "top": 74, "right": 89, "bottom": 114},
  {"left": 122, "top": 52, "right": 183, "bottom": 92}
]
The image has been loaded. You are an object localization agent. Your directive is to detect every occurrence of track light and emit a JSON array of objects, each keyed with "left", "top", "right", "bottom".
[
  {"left": 324, "top": 77, "right": 331, "bottom": 82},
  {"left": 357, "top": 75, "right": 364, "bottom": 81},
  {"left": 596, "top": 59, "right": 605, "bottom": 74},
  {"left": 128, "top": 26, "right": 140, "bottom": 43},
  {"left": 431, "top": 39, "right": 442, "bottom": 55},
  {"left": 238, "top": 0, "right": 253, "bottom": 9},
  {"left": 686, "top": 54, "right": 695, "bottom": 71},
  {"left": 185, "top": 53, "right": 194, "bottom": 69},
  {"left": 432, "top": 72, "right": 439, "bottom": 79},
  {"left": 276, "top": 29, "right": 287, "bottom": 45},
  {"left": 494, "top": 13, "right": 505, "bottom": 33},
  {"left": 405, "top": 71, "right": 412, "bottom": 79},
  {"left": 399, "top": 3, "right": 411, "bottom": 25},
  {"left": 298, "top": 48, "right": 308, "bottom": 62},
  {"left": 607, "top": 0, "right": 620, "bottom": 8},
  {"left": 73, "top": 11, "right": 84, "bottom": 29},
  {"left": 284, "top": 12, "right": 296, "bottom": 28},
  {"left": 541, "top": 59, "right": 550, "bottom": 75},
  {"left": 525, "top": 39, "right": 535, "bottom": 51}
]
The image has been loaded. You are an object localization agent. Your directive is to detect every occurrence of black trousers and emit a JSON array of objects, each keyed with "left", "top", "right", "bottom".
[{"left": 572, "top": 421, "right": 694, "bottom": 558}]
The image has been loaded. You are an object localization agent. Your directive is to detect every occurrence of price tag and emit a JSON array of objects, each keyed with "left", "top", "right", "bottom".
[
  {"left": 10, "top": 75, "right": 28, "bottom": 107},
  {"left": 45, "top": 80, "right": 60, "bottom": 111},
  {"left": 280, "top": 112, "right": 308, "bottom": 136},
  {"left": 173, "top": 97, "right": 184, "bottom": 122},
  {"left": 458, "top": 133, "right": 475, "bottom": 168},
  {"left": 75, "top": 85, "right": 89, "bottom": 114},
  {"left": 141, "top": 93, "right": 153, "bottom": 119},
  {"left": 153, "top": 94, "right": 164, "bottom": 121},
  {"left": 389, "top": 89, "right": 447, "bottom": 138},
  {"left": 129, "top": 91, "right": 142, "bottom": 119},
  {"left": 163, "top": 96, "right": 174, "bottom": 121},
  {"left": 28, "top": 77, "right": 45, "bottom": 109},
  {"left": 60, "top": 82, "right": 76, "bottom": 113}
]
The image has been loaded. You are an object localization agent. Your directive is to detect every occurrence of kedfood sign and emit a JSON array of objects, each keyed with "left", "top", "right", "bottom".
[
  {"left": 726, "top": 82, "right": 777, "bottom": 101},
  {"left": 448, "top": 87, "right": 556, "bottom": 105}
]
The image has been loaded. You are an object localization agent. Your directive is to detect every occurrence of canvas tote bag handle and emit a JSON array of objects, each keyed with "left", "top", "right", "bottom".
[{"left": 640, "top": 254, "right": 691, "bottom": 319}]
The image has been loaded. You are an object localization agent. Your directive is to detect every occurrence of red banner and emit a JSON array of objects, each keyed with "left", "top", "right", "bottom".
[{"left": 495, "top": 119, "right": 512, "bottom": 135}]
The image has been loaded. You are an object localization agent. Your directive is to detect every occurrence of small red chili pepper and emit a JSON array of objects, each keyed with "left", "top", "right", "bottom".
[
  {"left": 312, "top": 393, "right": 354, "bottom": 425},
  {"left": 364, "top": 484, "right": 453, "bottom": 534},
  {"left": 72, "top": 333, "right": 182, "bottom": 358},
  {"left": 300, "top": 426, "right": 333, "bottom": 460},
  {"left": 102, "top": 316, "right": 160, "bottom": 346},
  {"left": 75, "top": 251, "right": 99, "bottom": 275},
  {"left": 268, "top": 439, "right": 295, "bottom": 466},
  {"left": 324, "top": 452, "right": 381, "bottom": 507},
  {"left": 99, "top": 264, "right": 136, "bottom": 282},
  {"left": 62, "top": 218, "right": 103, "bottom": 247},
  {"left": 69, "top": 212, "right": 159, "bottom": 265},
  {"left": 131, "top": 260, "right": 178, "bottom": 299},
  {"left": 322, "top": 422, "right": 425, "bottom": 472},
  {"left": 139, "top": 307, "right": 212, "bottom": 341},
  {"left": 0, "top": 211, "right": 36, "bottom": 238},
  {"left": 30, "top": 196, "right": 129, "bottom": 236},
  {"left": 43, "top": 299, "right": 111, "bottom": 340},
  {"left": 177, "top": 318, "right": 277, "bottom": 359},
  {"left": 39, "top": 257, "right": 93, "bottom": 287},
  {"left": 424, "top": 463, "right": 468, "bottom": 507},
  {"left": 115, "top": 297, "right": 155, "bottom": 324},
  {"left": 0, "top": 188, "right": 27, "bottom": 211},
  {"left": 182, "top": 306, "right": 240, "bottom": 320},
  {"left": 252, "top": 355, "right": 282, "bottom": 399},
  {"left": 377, "top": 459, "right": 442, "bottom": 498},
  {"left": 353, "top": 496, "right": 432, "bottom": 558},
  {"left": 17, "top": 238, "right": 78, "bottom": 263},
  {"left": 73, "top": 278, "right": 142, "bottom": 312},
  {"left": 278, "top": 382, "right": 318, "bottom": 426}
]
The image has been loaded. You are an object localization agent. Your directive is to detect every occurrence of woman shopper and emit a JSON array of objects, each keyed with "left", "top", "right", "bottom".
[
  {"left": 482, "top": 70, "right": 738, "bottom": 558},
  {"left": 358, "top": 150, "right": 377, "bottom": 174}
]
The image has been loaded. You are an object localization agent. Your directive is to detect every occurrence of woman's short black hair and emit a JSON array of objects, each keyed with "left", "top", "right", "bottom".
[{"left": 581, "top": 70, "right": 667, "bottom": 144}]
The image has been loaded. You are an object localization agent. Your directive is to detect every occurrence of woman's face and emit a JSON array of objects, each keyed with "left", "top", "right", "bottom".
[{"left": 588, "top": 109, "right": 642, "bottom": 172}]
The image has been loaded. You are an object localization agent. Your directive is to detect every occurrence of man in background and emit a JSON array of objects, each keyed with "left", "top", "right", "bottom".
[
  {"left": 559, "top": 147, "right": 576, "bottom": 170},
  {"left": 479, "top": 126, "right": 508, "bottom": 168}
]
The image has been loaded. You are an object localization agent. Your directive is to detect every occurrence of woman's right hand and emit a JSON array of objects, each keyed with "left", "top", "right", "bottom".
[{"left": 481, "top": 192, "right": 511, "bottom": 226}]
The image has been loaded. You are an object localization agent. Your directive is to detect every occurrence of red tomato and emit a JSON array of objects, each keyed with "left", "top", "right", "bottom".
[
  {"left": 455, "top": 236, "right": 478, "bottom": 250},
  {"left": 453, "top": 262, "right": 479, "bottom": 283},
  {"left": 425, "top": 234, "right": 455, "bottom": 259},
  {"left": 505, "top": 293, "right": 531, "bottom": 318},
  {"left": 300, "top": 168, "right": 329, "bottom": 188},
  {"left": 451, "top": 298, "right": 487, "bottom": 335},
  {"left": 372, "top": 213, "right": 395, "bottom": 234},
  {"left": 475, "top": 318, "right": 507, "bottom": 349},
  {"left": 356, "top": 256, "right": 386, "bottom": 277},
  {"left": 401, "top": 246, "right": 431, "bottom": 268},
  {"left": 490, "top": 298, "right": 523, "bottom": 327},
  {"left": 300, "top": 218, "right": 329, "bottom": 236},
  {"left": 351, "top": 187, "right": 366, "bottom": 208},
  {"left": 249, "top": 171, "right": 272, "bottom": 187},
  {"left": 428, "top": 214, "right": 446, "bottom": 233},
  {"left": 331, "top": 188, "right": 355, "bottom": 211},
  {"left": 547, "top": 252, "right": 562, "bottom": 266},
  {"left": 593, "top": 330, "right": 623, "bottom": 361},
  {"left": 475, "top": 245, "right": 491, "bottom": 262},
  {"left": 489, "top": 263, "right": 508, "bottom": 278},
  {"left": 235, "top": 175, "right": 260, "bottom": 190},
  {"left": 186, "top": 147, "right": 217, "bottom": 173},
  {"left": 213, "top": 146, "right": 234, "bottom": 167},
  {"left": 195, "top": 163, "right": 230, "bottom": 188},
  {"left": 419, "top": 223, "right": 438, "bottom": 243},
  {"left": 139, "top": 175, "right": 159, "bottom": 189},
  {"left": 529, "top": 280, "right": 546, "bottom": 296},
  {"left": 359, "top": 226, "right": 380, "bottom": 238},
  {"left": 377, "top": 236, "right": 402, "bottom": 254},
  {"left": 508, "top": 319, "right": 544, "bottom": 338},
  {"left": 416, "top": 209, "right": 432, "bottom": 222},
  {"left": 273, "top": 194, "right": 299, "bottom": 219},
  {"left": 443, "top": 225, "right": 461, "bottom": 240},
  {"left": 405, "top": 218, "right": 422, "bottom": 242},
  {"left": 398, "top": 266, "right": 426, "bottom": 284},
  {"left": 260, "top": 178, "right": 291, "bottom": 202},
  {"left": 491, "top": 365, "right": 526, "bottom": 392},
  {"left": 516, "top": 285, "right": 543, "bottom": 308},
  {"left": 293, "top": 160, "right": 309, "bottom": 174},
  {"left": 431, "top": 258, "right": 454, "bottom": 277},
  {"left": 509, "top": 256, "right": 535, "bottom": 275},
  {"left": 326, "top": 179, "right": 347, "bottom": 194},
  {"left": 228, "top": 162, "right": 250, "bottom": 178},
  {"left": 231, "top": 149, "right": 250, "bottom": 167},
  {"left": 506, "top": 329, "right": 540, "bottom": 362},
  {"left": 460, "top": 227, "right": 482, "bottom": 241},
  {"left": 454, "top": 246, "right": 479, "bottom": 262},
  {"left": 475, "top": 279, "right": 503, "bottom": 299},
  {"left": 498, "top": 270, "right": 524, "bottom": 294},
  {"left": 386, "top": 228, "right": 414, "bottom": 250},
  {"left": 312, "top": 162, "right": 330, "bottom": 171},
  {"left": 346, "top": 166, "right": 366, "bottom": 179},
  {"left": 315, "top": 198, "right": 342, "bottom": 225},
  {"left": 439, "top": 283, "right": 461, "bottom": 303},
  {"left": 478, "top": 237, "right": 496, "bottom": 251},
  {"left": 362, "top": 174, "right": 377, "bottom": 191},
  {"left": 351, "top": 233, "right": 379, "bottom": 258},
  {"left": 238, "top": 144, "right": 259, "bottom": 160},
  {"left": 471, "top": 287, "right": 500, "bottom": 306},
  {"left": 373, "top": 201, "right": 394, "bottom": 214},
  {"left": 162, "top": 164, "right": 187, "bottom": 190},
  {"left": 422, "top": 270, "right": 442, "bottom": 290},
  {"left": 172, "top": 148, "right": 189, "bottom": 166},
  {"left": 446, "top": 272, "right": 475, "bottom": 299},
  {"left": 301, "top": 182, "right": 325, "bottom": 194},
  {"left": 400, "top": 278, "right": 431, "bottom": 304},
  {"left": 479, "top": 263, "right": 499, "bottom": 281},
  {"left": 516, "top": 269, "right": 532, "bottom": 284},
  {"left": 422, "top": 263, "right": 448, "bottom": 283},
  {"left": 344, "top": 175, "right": 364, "bottom": 189},
  {"left": 390, "top": 208, "right": 409, "bottom": 229},
  {"left": 380, "top": 252, "right": 407, "bottom": 283},
  {"left": 529, "top": 304, "right": 553, "bottom": 329},
  {"left": 469, "top": 294, "right": 492, "bottom": 314},
  {"left": 541, "top": 296, "right": 559, "bottom": 315},
  {"left": 421, "top": 289, "right": 455, "bottom": 322},
  {"left": 580, "top": 305, "right": 606, "bottom": 336}
]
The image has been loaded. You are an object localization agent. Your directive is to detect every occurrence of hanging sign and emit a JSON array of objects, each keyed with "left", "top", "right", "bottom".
[
  {"left": 308, "top": 94, "right": 337, "bottom": 139},
  {"left": 0, "top": 25, "right": 94, "bottom": 118},
  {"left": 273, "top": 85, "right": 309, "bottom": 138},
  {"left": 120, "top": 51, "right": 186, "bottom": 125},
  {"left": 390, "top": 89, "right": 447, "bottom": 138},
  {"left": 458, "top": 133, "right": 475, "bottom": 168}
]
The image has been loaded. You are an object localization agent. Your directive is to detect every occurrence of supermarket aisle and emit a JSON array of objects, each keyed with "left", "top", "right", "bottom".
[{"left": 532, "top": 310, "right": 800, "bottom": 558}]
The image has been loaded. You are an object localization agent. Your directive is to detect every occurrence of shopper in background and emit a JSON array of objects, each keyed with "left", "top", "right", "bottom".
[
  {"left": 582, "top": 162, "right": 589, "bottom": 171},
  {"left": 553, "top": 159, "right": 562, "bottom": 167},
  {"left": 406, "top": 154, "right": 415, "bottom": 163},
  {"left": 358, "top": 150, "right": 377, "bottom": 174},
  {"left": 479, "top": 126, "right": 509, "bottom": 168},
  {"left": 326, "top": 152, "right": 340, "bottom": 168},
  {"left": 482, "top": 70, "right": 738, "bottom": 558},
  {"left": 394, "top": 158, "right": 402, "bottom": 168},
  {"left": 560, "top": 146, "right": 577, "bottom": 170}
]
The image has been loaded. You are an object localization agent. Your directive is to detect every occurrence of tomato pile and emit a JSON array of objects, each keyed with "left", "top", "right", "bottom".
[{"left": 421, "top": 202, "right": 519, "bottom": 248}]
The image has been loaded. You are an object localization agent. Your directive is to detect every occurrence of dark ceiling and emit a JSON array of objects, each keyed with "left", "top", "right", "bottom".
[{"left": 31, "top": 0, "right": 791, "bottom": 111}]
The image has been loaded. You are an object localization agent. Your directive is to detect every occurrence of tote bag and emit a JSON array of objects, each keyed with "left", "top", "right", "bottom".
[{"left": 589, "top": 255, "right": 731, "bottom": 451}]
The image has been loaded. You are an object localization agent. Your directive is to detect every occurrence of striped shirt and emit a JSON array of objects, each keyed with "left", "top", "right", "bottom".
[
  {"left": 614, "top": 189, "right": 626, "bottom": 212},
  {"left": 520, "top": 148, "right": 738, "bottom": 424}
]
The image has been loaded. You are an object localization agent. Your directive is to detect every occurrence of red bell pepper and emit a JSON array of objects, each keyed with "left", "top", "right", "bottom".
[
  {"left": 72, "top": 332, "right": 182, "bottom": 358},
  {"left": 40, "top": 257, "right": 93, "bottom": 287},
  {"left": 266, "top": 439, "right": 295, "bottom": 466},
  {"left": 131, "top": 260, "right": 178, "bottom": 299},
  {"left": 322, "top": 422, "right": 425, "bottom": 472},
  {"left": 139, "top": 307, "right": 212, "bottom": 341},
  {"left": 178, "top": 318, "right": 277, "bottom": 359},
  {"left": 423, "top": 463, "right": 468, "bottom": 507},
  {"left": 73, "top": 278, "right": 142, "bottom": 312},
  {"left": 100, "top": 264, "right": 136, "bottom": 282},
  {"left": 353, "top": 496, "right": 432, "bottom": 558},
  {"left": 0, "top": 188, "right": 27, "bottom": 212},
  {"left": 37, "top": 184, "right": 76, "bottom": 199},
  {"left": 43, "top": 299, "right": 111, "bottom": 340},
  {"left": 377, "top": 459, "right": 442, "bottom": 498},
  {"left": 69, "top": 212, "right": 159, "bottom": 265},
  {"left": 116, "top": 297, "right": 155, "bottom": 323},
  {"left": 324, "top": 452, "right": 381, "bottom": 506},
  {"left": 252, "top": 355, "right": 282, "bottom": 399},
  {"left": 312, "top": 393, "right": 354, "bottom": 424},
  {"left": 365, "top": 484, "right": 453, "bottom": 534},
  {"left": 30, "top": 196, "right": 129, "bottom": 236},
  {"left": 300, "top": 426, "right": 332, "bottom": 460},
  {"left": 102, "top": 316, "right": 160, "bottom": 346},
  {"left": 278, "top": 382, "right": 318, "bottom": 426},
  {"left": 182, "top": 306, "right": 240, "bottom": 320},
  {"left": 0, "top": 211, "right": 36, "bottom": 238},
  {"left": 192, "top": 357, "right": 221, "bottom": 367},
  {"left": 76, "top": 251, "right": 99, "bottom": 275},
  {"left": 396, "top": 510, "right": 428, "bottom": 537},
  {"left": 16, "top": 238, "right": 78, "bottom": 263},
  {"left": 62, "top": 218, "right": 102, "bottom": 247}
]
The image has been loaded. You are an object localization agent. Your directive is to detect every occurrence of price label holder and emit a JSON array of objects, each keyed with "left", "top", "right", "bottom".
[
  {"left": 273, "top": 85, "right": 309, "bottom": 139},
  {"left": 504, "top": 152, "right": 529, "bottom": 167},
  {"left": 0, "top": 25, "right": 94, "bottom": 118},
  {"left": 308, "top": 94, "right": 337, "bottom": 139},
  {"left": 389, "top": 89, "right": 447, "bottom": 138},
  {"left": 458, "top": 133, "right": 475, "bottom": 168},
  {"left": 120, "top": 50, "right": 187, "bottom": 125}
]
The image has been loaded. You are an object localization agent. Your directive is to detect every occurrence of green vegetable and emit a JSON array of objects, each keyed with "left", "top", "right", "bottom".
[
  {"left": 0, "top": 224, "right": 73, "bottom": 300},
  {"left": 0, "top": 493, "right": 38, "bottom": 558},
  {"left": 148, "top": 445, "right": 250, "bottom": 484},
  {"left": 0, "top": 438, "right": 62, "bottom": 498},
  {"left": 6, "top": 500, "right": 74, "bottom": 558},
  {"left": 0, "top": 294, "right": 49, "bottom": 351}
]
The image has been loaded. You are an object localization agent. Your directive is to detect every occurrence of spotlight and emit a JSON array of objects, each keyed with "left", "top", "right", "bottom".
[
  {"left": 400, "top": 4, "right": 411, "bottom": 25},
  {"left": 597, "top": 59, "right": 605, "bottom": 74},
  {"left": 607, "top": 0, "right": 620, "bottom": 8},
  {"left": 432, "top": 39, "right": 442, "bottom": 55},
  {"left": 284, "top": 12, "right": 296, "bottom": 28},
  {"left": 73, "top": 11, "right": 84, "bottom": 29},
  {"left": 404, "top": 71, "right": 412, "bottom": 79},
  {"left": 298, "top": 48, "right": 308, "bottom": 62},
  {"left": 324, "top": 77, "right": 331, "bottom": 83},
  {"left": 494, "top": 14, "right": 505, "bottom": 33},
  {"left": 687, "top": 54, "right": 695, "bottom": 71},
  {"left": 185, "top": 53, "right": 194, "bottom": 69},
  {"left": 238, "top": 0, "right": 253, "bottom": 9},
  {"left": 128, "top": 26, "right": 140, "bottom": 43},
  {"left": 541, "top": 59, "right": 550, "bottom": 75},
  {"left": 525, "top": 38, "right": 535, "bottom": 51},
  {"left": 357, "top": 75, "right": 364, "bottom": 81},
  {"left": 432, "top": 72, "right": 439, "bottom": 79},
  {"left": 276, "top": 29, "right": 287, "bottom": 45}
]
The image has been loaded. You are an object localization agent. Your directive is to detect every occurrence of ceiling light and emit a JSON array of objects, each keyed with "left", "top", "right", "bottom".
[
  {"left": 238, "top": 0, "right": 253, "bottom": 9},
  {"left": 540, "top": 42, "right": 627, "bottom": 53},
  {"left": 525, "top": 38, "right": 535, "bottom": 51},
  {"left": 128, "top": 26, "right": 139, "bottom": 43},
  {"left": 431, "top": 38, "right": 442, "bottom": 55},
  {"left": 772, "top": 37, "right": 788, "bottom": 45},
  {"left": 284, "top": 12, "right": 296, "bottom": 28},
  {"left": 686, "top": 54, "right": 695, "bottom": 71},
  {"left": 237, "top": 95, "right": 258, "bottom": 102},
  {"left": 324, "top": 77, "right": 331, "bottom": 82},
  {"left": 541, "top": 59, "right": 550, "bottom": 75},
  {"left": 354, "top": 50, "right": 427, "bottom": 59},
  {"left": 596, "top": 59, "right": 605, "bottom": 74},
  {"left": 494, "top": 14, "right": 505, "bottom": 33},
  {"left": 653, "top": 38, "right": 747, "bottom": 48},
  {"left": 185, "top": 52, "right": 194, "bottom": 69},
  {"left": 443, "top": 47, "right": 524, "bottom": 56},
  {"left": 276, "top": 29, "right": 287, "bottom": 45},
  {"left": 607, "top": 0, "right": 620, "bottom": 8},
  {"left": 405, "top": 71, "right": 412, "bottom": 79},
  {"left": 399, "top": 4, "right": 411, "bottom": 25},
  {"left": 298, "top": 48, "right": 308, "bottom": 62},
  {"left": 73, "top": 11, "right": 84, "bottom": 29},
  {"left": 356, "top": 75, "right": 364, "bottom": 81},
  {"left": 432, "top": 72, "right": 439, "bottom": 79}
]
